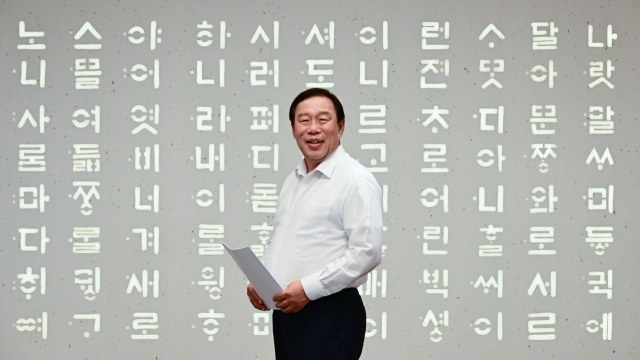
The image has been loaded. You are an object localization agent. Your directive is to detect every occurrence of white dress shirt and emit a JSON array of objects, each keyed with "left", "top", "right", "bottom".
[{"left": 262, "top": 145, "right": 383, "bottom": 301}]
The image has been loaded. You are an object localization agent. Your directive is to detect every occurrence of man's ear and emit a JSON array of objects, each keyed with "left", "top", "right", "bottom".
[
  {"left": 291, "top": 120, "right": 296, "bottom": 138},
  {"left": 338, "top": 118, "right": 345, "bottom": 137}
]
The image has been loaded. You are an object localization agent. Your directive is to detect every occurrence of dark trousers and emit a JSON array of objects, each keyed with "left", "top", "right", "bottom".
[{"left": 272, "top": 287, "right": 366, "bottom": 360}]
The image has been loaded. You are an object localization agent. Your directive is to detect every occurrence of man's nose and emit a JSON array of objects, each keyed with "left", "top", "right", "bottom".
[{"left": 307, "top": 119, "right": 321, "bottom": 133}]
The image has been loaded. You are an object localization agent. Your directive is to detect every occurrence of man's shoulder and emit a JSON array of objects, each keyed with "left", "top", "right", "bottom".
[
  {"left": 336, "top": 151, "right": 378, "bottom": 182},
  {"left": 335, "top": 152, "right": 382, "bottom": 201},
  {"left": 283, "top": 168, "right": 299, "bottom": 183}
]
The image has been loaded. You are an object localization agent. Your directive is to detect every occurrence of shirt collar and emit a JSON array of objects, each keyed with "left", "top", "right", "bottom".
[{"left": 295, "top": 145, "right": 346, "bottom": 178}]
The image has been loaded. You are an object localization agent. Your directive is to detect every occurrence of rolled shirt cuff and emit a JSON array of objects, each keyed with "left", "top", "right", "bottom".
[{"left": 300, "top": 272, "right": 326, "bottom": 301}]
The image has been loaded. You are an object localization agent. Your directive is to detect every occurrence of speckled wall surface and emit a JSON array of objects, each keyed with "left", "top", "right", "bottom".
[{"left": 1, "top": 0, "right": 639, "bottom": 358}]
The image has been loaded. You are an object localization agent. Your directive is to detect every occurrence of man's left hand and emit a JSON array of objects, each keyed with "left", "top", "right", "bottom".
[{"left": 273, "top": 280, "right": 310, "bottom": 313}]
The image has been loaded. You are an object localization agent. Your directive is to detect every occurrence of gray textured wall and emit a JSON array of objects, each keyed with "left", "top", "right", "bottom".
[{"left": 1, "top": 0, "right": 639, "bottom": 358}]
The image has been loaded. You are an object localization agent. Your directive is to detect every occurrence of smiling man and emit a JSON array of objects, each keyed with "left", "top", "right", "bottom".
[{"left": 246, "top": 88, "right": 383, "bottom": 360}]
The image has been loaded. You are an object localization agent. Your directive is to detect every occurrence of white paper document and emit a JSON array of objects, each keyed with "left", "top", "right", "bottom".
[{"left": 221, "top": 242, "right": 283, "bottom": 310}]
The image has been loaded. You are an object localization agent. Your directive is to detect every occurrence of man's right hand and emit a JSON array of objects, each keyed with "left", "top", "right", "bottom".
[{"left": 247, "top": 283, "right": 269, "bottom": 311}]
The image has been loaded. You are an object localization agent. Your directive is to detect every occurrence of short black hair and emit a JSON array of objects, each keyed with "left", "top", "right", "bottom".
[{"left": 288, "top": 88, "right": 345, "bottom": 124}]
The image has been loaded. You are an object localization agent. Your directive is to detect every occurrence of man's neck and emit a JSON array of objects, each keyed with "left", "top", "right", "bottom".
[{"left": 304, "top": 159, "right": 321, "bottom": 173}]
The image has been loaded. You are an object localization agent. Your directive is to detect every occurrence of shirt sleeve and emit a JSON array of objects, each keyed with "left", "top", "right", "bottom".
[{"left": 300, "top": 174, "right": 383, "bottom": 300}]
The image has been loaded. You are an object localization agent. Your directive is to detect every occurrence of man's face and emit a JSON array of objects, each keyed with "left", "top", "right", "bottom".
[{"left": 292, "top": 96, "right": 345, "bottom": 172}]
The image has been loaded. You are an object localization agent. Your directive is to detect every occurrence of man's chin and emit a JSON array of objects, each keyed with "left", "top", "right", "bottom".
[
  {"left": 303, "top": 152, "right": 327, "bottom": 165},
  {"left": 303, "top": 147, "right": 326, "bottom": 158},
  {"left": 304, "top": 155, "right": 323, "bottom": 163}
]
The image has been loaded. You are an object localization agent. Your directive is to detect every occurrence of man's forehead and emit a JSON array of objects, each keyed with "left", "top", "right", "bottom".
[{"left": 295, "top": 96, "right": 336, "bottom": 117}]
